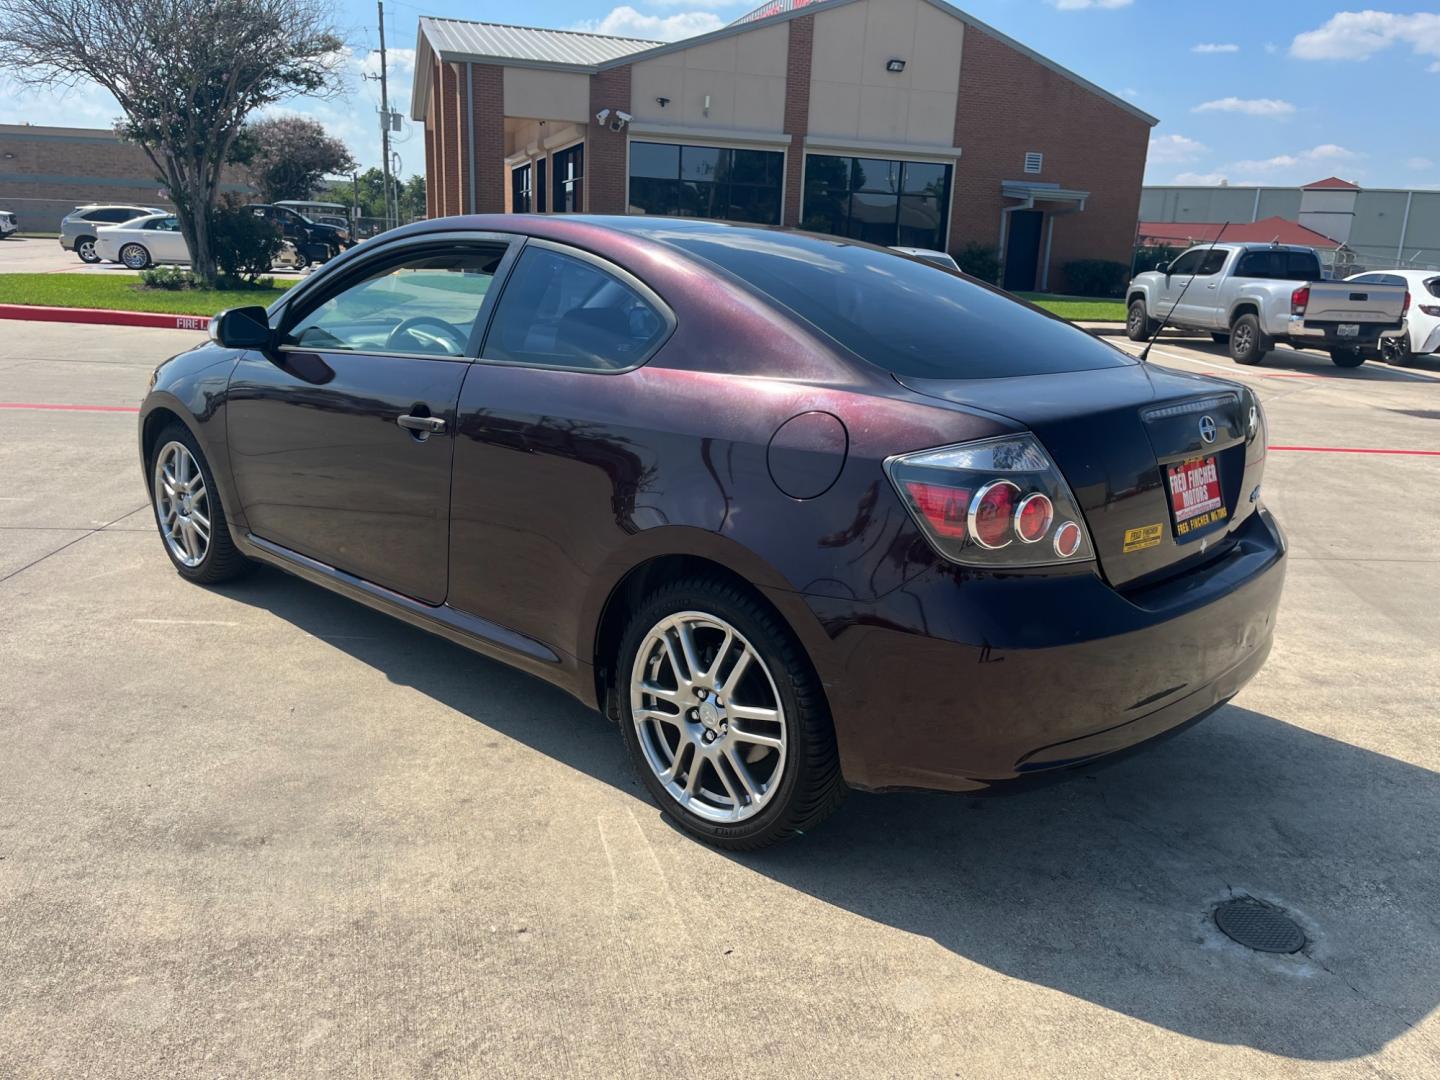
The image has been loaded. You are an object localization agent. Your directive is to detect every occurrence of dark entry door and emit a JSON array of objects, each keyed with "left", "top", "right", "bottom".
[
  {"left": 1003, "top": 210, "right": 1043, "bottom": 292},
  {"left": 225, "top": 238, "right": 512, "bottom": 605}
]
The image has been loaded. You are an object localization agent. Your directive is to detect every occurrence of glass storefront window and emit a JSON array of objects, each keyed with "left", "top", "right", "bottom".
[
  {"left": 802, "top": 153, "right": 952, "bottom": 251},
  {"left": 627, "top": 142, "right": 783, "bottom": 226},
  {"left": 553, "top": 144, "right": 584, "bottom": 213}
]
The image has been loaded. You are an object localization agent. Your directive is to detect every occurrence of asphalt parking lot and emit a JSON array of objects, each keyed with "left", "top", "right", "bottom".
[
  {"left": 0, "top": 235, "right": 309, "bottom": 277},
  {"left": 1, "top": 321, "right": 1437, "bottom": 1078}
]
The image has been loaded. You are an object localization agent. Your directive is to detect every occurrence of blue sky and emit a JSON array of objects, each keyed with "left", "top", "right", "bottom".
[{"left": 3, "top": 1, "right": 1438, "bottom": 189}]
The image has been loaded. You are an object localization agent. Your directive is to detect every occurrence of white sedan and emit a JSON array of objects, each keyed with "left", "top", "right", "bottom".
[
  {"left": 95, "top": 212, "right": 190, "bottom": 269},
  {"left": 1346, "top": 268, "right": 1440, "bottom": 366}
]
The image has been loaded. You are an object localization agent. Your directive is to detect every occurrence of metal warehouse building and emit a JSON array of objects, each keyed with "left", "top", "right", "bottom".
[{"left": 411, "top": 0, "right": 1156, "bottom": 293}]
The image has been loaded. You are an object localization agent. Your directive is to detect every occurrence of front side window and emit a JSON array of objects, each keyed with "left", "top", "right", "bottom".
[
  {"left": 285, "top": 246, "right": 505, "bottom": 357},
  {"left": 801, "top": 154, "right": 951, "bottom": 250},
  {"left": 628, "top": 142, "right": 783, "bottom": 226},
  {"left": 512, "top": 164, "right": 533, "bottom": 213},
  {"left": 553, "top": 144, "right": 584, "bottom": 214},
  {"left": 1197, "top": 250, "right": 1228, "bottom": 276},
  {"left": 1169, "top": 249, "right": 1204, "bottom": 275},
  {"left": 483, "top": 246, "right": 667, "bottom": 371}
]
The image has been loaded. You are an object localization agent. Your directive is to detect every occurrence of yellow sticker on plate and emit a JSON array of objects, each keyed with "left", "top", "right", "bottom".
[{"left": 1123, "top": 523, "right": 1163, "bottom": 553}]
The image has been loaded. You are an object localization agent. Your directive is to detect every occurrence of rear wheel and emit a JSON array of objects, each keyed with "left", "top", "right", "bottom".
[
  {"left": 149, "top": 423, "right": 251, "bottom": 584},
  {"left": 617, "top": 577, "right": 845, "bottom": 850},
  {"left": 1125, "top": 299, "right": 1155, "bottom": 342},
  {"left": 1229, "top": 314, "right": 1270, "bottom": 365},
  {"left": 1329, "top": 346, "right": 1366, "bottom": 368},
  {"left": 120, "top": 242, "right": 151, "bottom": 270},
  {"left": 76, "top": 236, "right": 100, "bottom": 264}
]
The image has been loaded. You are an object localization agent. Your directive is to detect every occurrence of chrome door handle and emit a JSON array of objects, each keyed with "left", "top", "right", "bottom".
[{"left": 397, "top": 414, "right": 445, "bottom": 433}]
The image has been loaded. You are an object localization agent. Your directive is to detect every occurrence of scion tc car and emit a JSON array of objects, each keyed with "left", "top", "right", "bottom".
[{"left": 139, "top": 216, "right": 1286, "bottom": 850}]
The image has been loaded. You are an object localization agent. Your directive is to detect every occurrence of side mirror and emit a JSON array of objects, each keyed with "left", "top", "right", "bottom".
[
  {"left": 1159, "top": 261, "right": 1172, "bottom": 276},
  {"left": 209, "top": 306, "right": 272, "bottom": 350}
]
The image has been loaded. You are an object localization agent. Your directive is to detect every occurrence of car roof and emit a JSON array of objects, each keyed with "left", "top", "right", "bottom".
[{"left": 1348, "top": 268, "right": 1438, "bottom": 283}]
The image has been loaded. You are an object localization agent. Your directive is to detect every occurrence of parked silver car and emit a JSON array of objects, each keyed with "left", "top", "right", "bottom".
[
  {"left": 0, "top": 209, "right": 17, "bottom": 239},
  {"left": 60, "top": 204, "right": 165, "bottom": 263}
]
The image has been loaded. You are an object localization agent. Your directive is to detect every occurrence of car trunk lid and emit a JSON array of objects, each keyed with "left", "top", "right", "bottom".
[{"left": 894, "top": 362, "right": 1265, "bottom": 588}]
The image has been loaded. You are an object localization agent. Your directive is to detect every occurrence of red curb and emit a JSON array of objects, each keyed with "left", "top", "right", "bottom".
[{"left": 0, "top": 304, "right": 210, "bottom": 331}]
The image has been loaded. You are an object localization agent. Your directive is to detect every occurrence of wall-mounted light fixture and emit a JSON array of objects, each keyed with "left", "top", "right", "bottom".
[{"left": 886, "top": 58, "right": 906, "bottom": 72}]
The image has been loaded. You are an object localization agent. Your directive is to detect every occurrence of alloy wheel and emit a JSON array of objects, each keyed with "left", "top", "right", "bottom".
[
  {"left": 153, "top": 441, "right": 211, "bottom": 567},
  {"left": 121, "top": 244, "right": 149, "bottom": 269},
  {"left": 1233, "top": 323, "right": 1253, "bottom": 353},
  {"left": 629, "top": 611, "right": 788, "bottom": 824},
  {"left": 1127, "top": 306, "right": 1143, "bottom": 336},
  {"left": 78, "top": 239, "right": 98, "bottom": 263}
]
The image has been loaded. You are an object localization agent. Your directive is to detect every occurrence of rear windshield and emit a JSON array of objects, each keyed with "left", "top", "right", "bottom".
[
  {"left": 631, "top": 224, "right": 1133, "bottom": 380},
  {"left": 1235, "top": 250, "right": 1321, "bottom": 281}
]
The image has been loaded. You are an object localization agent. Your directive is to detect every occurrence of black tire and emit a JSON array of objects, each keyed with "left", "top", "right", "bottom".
[
  {"left": 76, "top": 236, "right": 101, "bottom": 264},
  {"left": 616, "top": 576, "right": 845, "bottom": 850},
  {"left": 148, "top": 422, "right": 252, "bottom": 584},
  {"left": 1382, "top": 335, "right": 1414, "bottom": 367},
  {"left": 1229, "top": 313, "right": 1270, "bottom": 365},
  {"left": 1210, "top": 332, "right": 1230, "bottom": 344},
  {"left": 1125, "top": 298, "right": 1155, "bottom": 342},
  {"left": 119, "top": 242, "right": 151, "bottom": 270},
  {"left": 1329, "top": 346, "right": 1366, "bottom": 368}
]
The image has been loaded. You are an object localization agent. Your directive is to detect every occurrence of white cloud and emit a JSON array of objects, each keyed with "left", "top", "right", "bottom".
[
  {"left": 571, "top": 6, "right": 725, "bottom": 41},
  {"left": 1230, "top": 144, "right": 1359, "bottom": 174},
  {"left": 1407, "top": 156, "right": 1434, "bottom": 171},
  {"left": 1263, "top": 43, "right": 1279, "bottom": 55},
  {"left": 1192, "top": 96, "right": 1296, "bottom": 117},
  {"left": 1051, "top": 0, "right": 1133, "bottom": 8},
  {"left": 1122, "top": 87, "right": 1140, "bottom": 99},
  {"left": 1291, "top": 11, "right": 1440, "bottom": 69},
  {"left": 1148, "top": 133, "right": 1207, "bottom": 164},
  {"left": 1191, "top": 43, "right": 1240, "bottom": 54}
]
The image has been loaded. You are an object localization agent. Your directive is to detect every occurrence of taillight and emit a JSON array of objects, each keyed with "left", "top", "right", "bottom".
[
  {"left": 1419, "top": 304, "right": 1440, "bottom": 317},
  {"left": 1402, "top": 290, "right": 1411, "bottom": 316},
  {"left": 1290, "top": 286, "right": 1309, "bottom": 316},
  {"left": 887, "top": 434, "right": 1094, "bottom": 567}
]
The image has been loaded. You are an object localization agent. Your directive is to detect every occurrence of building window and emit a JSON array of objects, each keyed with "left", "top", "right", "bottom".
[
  {"left": 627, "top": 142, "right": 783, "bottom": 225},
  {"left": 1024, "top": 151, "right": 1043, "bottom": 175},
  {"left": 512, "top": 164, "right": 533, "bottom": 213},
  {"left": 553, "top": 144, "right": 584, "bottom": 213},
  {"left": 801, "top": 154, "right": 951, "bottom": 250}
]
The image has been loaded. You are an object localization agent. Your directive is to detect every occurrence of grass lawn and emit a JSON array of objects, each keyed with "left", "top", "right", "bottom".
[
  {"left": 1017, "top": 292, "right": 1127, "bottom": 322},
  {"left": 0, "top": 272, "right": 293, "bottom": 316}
]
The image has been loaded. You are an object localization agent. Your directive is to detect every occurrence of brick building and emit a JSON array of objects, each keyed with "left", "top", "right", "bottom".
[
  {"left": 0, "top": 123, "right": 251, "bottom": 233},
  {"left": 411, "top": 0, "right": 1155, "bottom": 292}
]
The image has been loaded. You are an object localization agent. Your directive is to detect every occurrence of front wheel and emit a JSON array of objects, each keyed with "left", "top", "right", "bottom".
[
  {"left": 76, "top": 236, "right": 100, "bottom": 264},
  {"left": 618, "top": 578, "right": 845, "bottom": 850},
  {"left": 1229, "top": 314, "right": 1270, "bottom": 365},
  {"left": 1329, "top": 346, "right": 1366, "bottom": 368},
  {"left": 120, "top": 243, "right": 151, "bottom": 270},
  {"left": 149, "top": 424, "right": 251, "bottom": 584},
  {"left": 1125, "top": 299, "right": 1155, "bottom": 342}
]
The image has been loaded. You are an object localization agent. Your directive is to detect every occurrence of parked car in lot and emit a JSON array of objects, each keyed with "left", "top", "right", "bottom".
[
  {"left": 1345, "top": 268, "right": 1440, "bottom": 367},
  {"left": 139, "top": 216, "right": 1286, "bottom": 849},
  {"left": 0, "top": 209, "right": 17, "bottom": 238},
  {"left": 274, "top": 199, "right": 352, "bottom": 231},
  {"left": 246, "top": 203, "right": 349, "bottom": 265},
  {"left": 1126, "top": 242, "right": 1409, "bottom": 367},
  {"left": 95, "top": 212, "right": 188, "bottom": 269},
  {"left": 891, "top": 245, "right": 961, "bottom": 271},
  {"left": 60, "top": 204, "right": 165, "bottom": 263}
]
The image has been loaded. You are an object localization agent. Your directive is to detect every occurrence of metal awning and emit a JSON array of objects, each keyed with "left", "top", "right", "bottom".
[{"left": 1001, "top": 181, "right": 1089, "bottom": 208}]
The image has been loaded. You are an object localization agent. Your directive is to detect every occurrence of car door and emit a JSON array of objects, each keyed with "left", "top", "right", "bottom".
[
  {"left": 225, "top": 235, "right": 517, "bottom": 604},
  {"left": 147, "top": 216, "right": 188, "bottom": 262},
  {"left": 445, "top": 239, "right": 673, "bottom": 648},
  {"left": 1177, "top": 247, "right": 1230, "bottom": 328},
  {"left": 1158, "top": 248, "right": 1203, "bottom": 322}
]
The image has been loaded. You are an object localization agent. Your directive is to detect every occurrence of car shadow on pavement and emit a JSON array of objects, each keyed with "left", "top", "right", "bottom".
[{"left": 222, "top": 567, "right": 1440, "bottom": 1064}]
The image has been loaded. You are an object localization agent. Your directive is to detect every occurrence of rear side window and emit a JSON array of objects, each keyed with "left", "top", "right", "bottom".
[
  {"left": 1235, "top": 250, "right": 1321, "bottom": 281},
  {"left": 634, "top": 226, "right": 1132, "bottom": 380},
  {"left": 483, "top": 247, "right": 667, "bottom": 371}
]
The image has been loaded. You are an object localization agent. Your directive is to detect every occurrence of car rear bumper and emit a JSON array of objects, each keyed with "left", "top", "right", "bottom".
[
  {"left": 801, "top": 508, "right": 1287, "bottom": 793},
  {"left": 1286, "top": 315, "right": 1399, "bottom": 346}
]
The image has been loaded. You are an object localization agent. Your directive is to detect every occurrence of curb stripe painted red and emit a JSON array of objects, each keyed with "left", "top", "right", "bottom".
[
  {"left": 0, "top": 304, "right": 210, "bottom": 331},
  {"left": 0, "top": 402, "right": 141, "bottom": 413}
]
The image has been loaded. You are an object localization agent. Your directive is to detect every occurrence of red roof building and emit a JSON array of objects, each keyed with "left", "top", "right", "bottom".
[
  {"left": 1136, "top": 215, "right": 1344, "bottom": 250},
  {"left": 1301, "top": 176, "right": 1360, "bottom": 191}
]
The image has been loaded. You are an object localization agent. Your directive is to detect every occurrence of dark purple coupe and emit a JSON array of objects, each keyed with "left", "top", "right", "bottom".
[{"left": 139, "top": 216, "right": 1286, "bottom": 849}]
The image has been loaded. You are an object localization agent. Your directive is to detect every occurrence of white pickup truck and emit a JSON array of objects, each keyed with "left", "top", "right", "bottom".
[{"left": 1126, "top": 242, "right": 1409, "bottom": 367}]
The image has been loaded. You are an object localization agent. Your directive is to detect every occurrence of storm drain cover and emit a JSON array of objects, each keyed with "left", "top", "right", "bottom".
[{"left": 1213, "top": 898, "right": 1306, "bottom": 954}]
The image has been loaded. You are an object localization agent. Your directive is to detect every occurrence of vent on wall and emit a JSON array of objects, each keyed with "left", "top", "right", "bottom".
[{"left": 1024, "top": 152, "right": 1043, "bottom": 175}]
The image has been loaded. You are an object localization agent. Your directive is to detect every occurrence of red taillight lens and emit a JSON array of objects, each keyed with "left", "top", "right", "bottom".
[
  {"left": 887, "top": 434, "right": 1094, "bottom": 568},
  {"left": 902, "top": 480, "right": 970, "bottom": 539},
  {"left": 1403, "top": 290, "right": 1411, "bottom": 316},
  {"left": 1015, "top": 492, "right": 1055, "bottom": 544},
  {"left": 1290, "top": 286, "right": 1309, "bottom": 315}
]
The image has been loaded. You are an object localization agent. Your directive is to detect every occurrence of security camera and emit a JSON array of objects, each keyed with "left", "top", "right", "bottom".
[
  {"left": 595, "top": 108, "right": 611, "bottom": 125},
  {"left": 609, "top": 110, "right": 632, "bottom": 132}
]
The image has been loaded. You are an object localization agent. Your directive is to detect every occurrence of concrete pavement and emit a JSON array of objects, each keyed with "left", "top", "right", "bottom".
[{"left": 1, "top": 322, "right": 1437, "bottom": 1078}]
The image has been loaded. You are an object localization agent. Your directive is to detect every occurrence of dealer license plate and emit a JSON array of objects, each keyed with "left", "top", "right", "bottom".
[
  {"left": 1338, "top": 323, "right": 1359, "bottom": 338},
  {"left": 1167, "top": 456, "right": 1228, "bottom": 540}
]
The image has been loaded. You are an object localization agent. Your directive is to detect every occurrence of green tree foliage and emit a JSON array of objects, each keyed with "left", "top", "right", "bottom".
[
  {"left": 322, "top": 168, "right": 427, "bottom": 225},
  {"left": 234, "top": 116, "right": 355, "bottom": 203}
]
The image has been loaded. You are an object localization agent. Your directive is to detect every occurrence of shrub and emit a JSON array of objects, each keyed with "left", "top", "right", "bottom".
[
  {"left": 954, "top": 242, "right": 1000, "bottom": 284},
  {"left": 139, "top": 266, "right": 199, "bottom": 290},
  {"left": 1064, "top": 259, "right": 1130, "bottom": 298},
  {"left": 210, "top": 206, "right": 283, "bottom": 284},
  {"left": 1131, "top": 245, "right": 1178, "bottom": 276}
]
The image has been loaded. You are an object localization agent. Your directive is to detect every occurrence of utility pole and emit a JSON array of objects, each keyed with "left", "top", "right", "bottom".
[{"left": 376, "top": 0, "right": 393, "bottom": 230}]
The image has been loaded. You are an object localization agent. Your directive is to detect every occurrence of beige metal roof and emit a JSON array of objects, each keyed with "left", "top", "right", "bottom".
[{"left": 417, "top": 17, "right": 657, "bottom": 68}]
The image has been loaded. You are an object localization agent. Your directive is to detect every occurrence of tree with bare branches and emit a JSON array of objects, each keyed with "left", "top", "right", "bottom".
[{"left": 0, "top": 0, "right": 345, "bottom": 283}]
